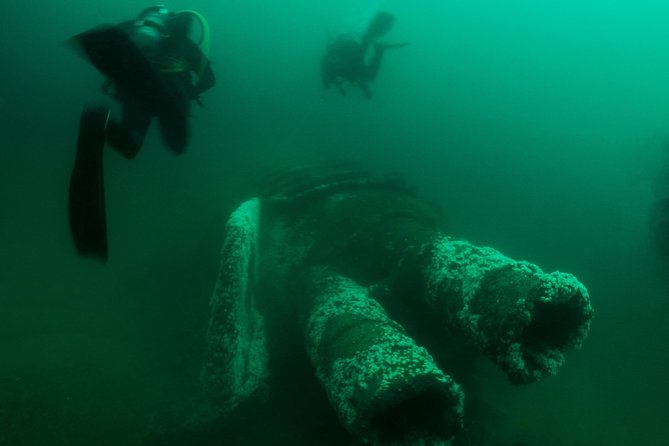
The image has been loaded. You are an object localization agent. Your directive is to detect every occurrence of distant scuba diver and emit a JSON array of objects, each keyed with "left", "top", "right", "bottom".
[
  {"left": 321, "top": 11, "right": 409, "bottom": 99},
  {"left": 67, "top": 5, "right": 216, "bottom": 261}
]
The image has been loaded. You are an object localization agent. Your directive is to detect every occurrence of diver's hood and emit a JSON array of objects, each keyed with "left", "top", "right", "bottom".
[
  {"left": 131, "top": 5, "right": 172, "bottom": 57},
  {"left": 135, "top": 5, "right": 171, "bottom": 33}
]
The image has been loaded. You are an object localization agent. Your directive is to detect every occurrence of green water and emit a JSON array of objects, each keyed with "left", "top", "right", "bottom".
[{"left": 1, "top": 0, "right": 668, "bottom": 444}]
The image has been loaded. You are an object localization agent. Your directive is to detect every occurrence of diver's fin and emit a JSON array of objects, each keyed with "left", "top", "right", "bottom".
[
  {"left": 68, "top": 106, "right": 110, "bottom": 262},
  {"left": 67, "top": 26, "right": 163, "bottom": 98},
  {"left": 362, "top": 12, "right": 396, "bottom": 47},
  {"left": 375, "top": 42, "right": 412, "bottom": 51}
]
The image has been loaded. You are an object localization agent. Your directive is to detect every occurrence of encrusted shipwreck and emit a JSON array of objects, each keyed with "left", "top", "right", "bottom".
[{"left": 197, "top": 164, "right": 593, "bottom": 445}]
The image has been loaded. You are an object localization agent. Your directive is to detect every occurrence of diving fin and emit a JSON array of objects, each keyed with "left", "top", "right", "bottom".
[
  {"left": 67, "top": 26, "right": 164, "bottom": 99},
  {"left": 375, "top": 42, "right": 412, "bottom": 51},
  {"left": 68, "top": 106, "right": 110, "bottom": 262},
  {"left": 361, "top": 12, "right": 396, "bottom": 48}
]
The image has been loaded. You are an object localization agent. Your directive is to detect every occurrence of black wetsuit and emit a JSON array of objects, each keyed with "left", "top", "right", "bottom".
[
  {"left": 104, "top": 21, "right": 216, "bottom": 157},
  {"left": 321, "top": 11, "right": 398, "bottom": 99},
  {"left": 321, "top": 35, "right": 385, "bottom": 98},
  {"left": 67, "top": 12, "right": 216, "bottom": 261}
]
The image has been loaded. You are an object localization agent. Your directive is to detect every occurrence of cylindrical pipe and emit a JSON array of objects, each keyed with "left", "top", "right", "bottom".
[
  {"left": 304, "top": 270, "right": 464, "bottom": 445},
  {"left": 199, "top": 198, "right": 268, "bottom": 418},
  {"left": 423, "top": 236, "right": 593, "bottom": 385}
]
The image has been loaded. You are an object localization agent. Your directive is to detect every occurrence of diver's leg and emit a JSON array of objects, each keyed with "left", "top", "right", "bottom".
[
  {"left": 365, "top": 43, "right": 410, "bottom": 83},
  {"left": 360, "top": 83, "right": 373, "bottom": 99},
  {"left": 68, "top": 105, "right": 110, "bottom": 261},
  {"left": 366, "top": 45, "right": 386, "bottom": 82},
  {"left": 106, "top": 100, "right": 152, "bottom": 159},
  {"left": 158, "top": 103, "right": 189, "bottom": 155},
  {"left": 360, "top": 12, "right": 396, "bottom": 53}
]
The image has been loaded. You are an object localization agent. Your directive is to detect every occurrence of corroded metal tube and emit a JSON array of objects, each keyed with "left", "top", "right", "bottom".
[
  {"left": 200, "top": 198, "right": 268, "bottom": 418},
  {"left": 305, "top": 270, "right": 464, "bottom": 445},
  {"left": 424, "top": 236, "right": 593, "bottom": 385}
]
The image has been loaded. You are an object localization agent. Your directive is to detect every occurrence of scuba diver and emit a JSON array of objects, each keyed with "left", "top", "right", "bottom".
[
  {"left": 67, "top": 5, "right": 215, "bottom": 261},
  {"left": 321, "top": 11, "right": 409, "bottom": 99}
]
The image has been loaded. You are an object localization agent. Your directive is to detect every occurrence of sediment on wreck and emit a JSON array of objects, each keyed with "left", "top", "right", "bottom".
[
  {"left": 422, "top": 236, "right": 593, "bottom": 385},
  {"left": 302, "top": 269, "right": 465, "bottom": 445}
]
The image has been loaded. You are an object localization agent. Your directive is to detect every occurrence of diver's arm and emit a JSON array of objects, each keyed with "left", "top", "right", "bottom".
[
  {"left": 195, "top": 60, "right": 215, "bottom": 94},
  {"left": 114, "top": 20, "right": 137, "bottom": 36},
  {"left": 184, "top": 40, "right": 215, "bottom": 94}
]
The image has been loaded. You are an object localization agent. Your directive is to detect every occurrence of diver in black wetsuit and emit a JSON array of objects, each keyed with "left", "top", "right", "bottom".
[
  {"left": 67, "top": 5, "right": 216, "bottom": 261},
  {"left": 321, "top": 12, "right": 408, "bottom": 99}
]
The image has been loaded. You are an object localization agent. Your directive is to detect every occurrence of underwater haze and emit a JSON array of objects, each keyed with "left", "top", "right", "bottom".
[{"left": 1, "top": 0, "right": 669, "bottom": 445}]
